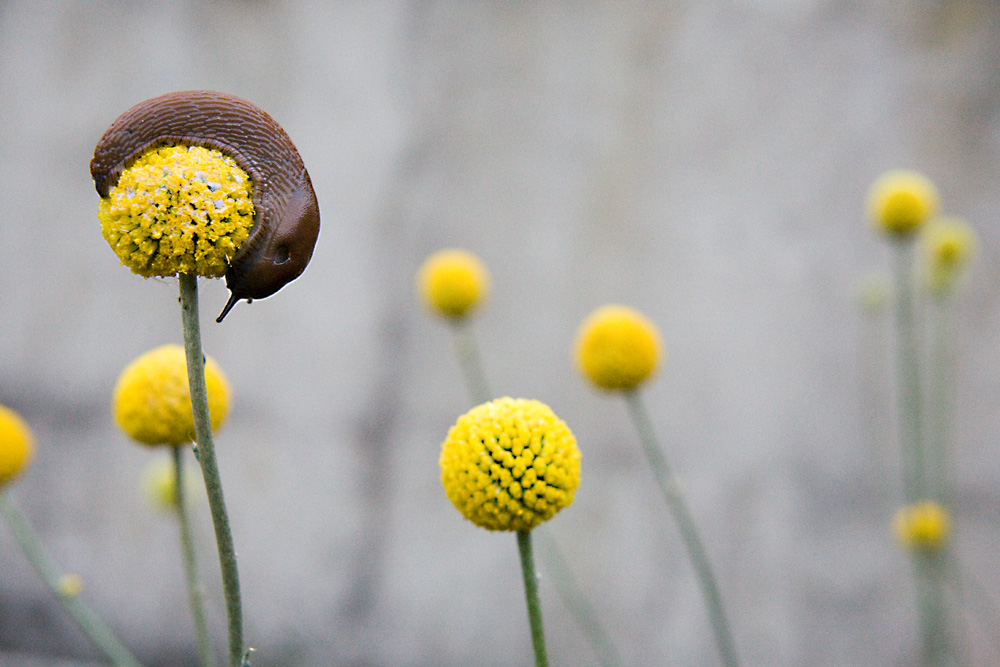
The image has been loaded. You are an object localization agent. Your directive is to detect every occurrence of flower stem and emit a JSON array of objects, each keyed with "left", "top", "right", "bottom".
[
  {"left": 623, "top": 391, "right": 739, "bottom": 667},
  {"left": 173, "top": 445, "right": 217, "bottom": 667},
  {"left": 926, "top": 294, "right": 957, "bottom": 506},
  {"left": 517, "top": 529, "right": 549, "bottom": 667},
  {"left": 179, "top": 273, "right": 244, "bottom": 667},
  {"left": 449, "top": 319, "right": 622, "bottom": 666},
  {"left": 914, "top": 551, "right": 952, "bottom": 667},
  {"left": 892, "top": 241, "right": 926, "bottom": 504},
  {"left": 0, "top": 493, "right": 142, "bottom": 667}
]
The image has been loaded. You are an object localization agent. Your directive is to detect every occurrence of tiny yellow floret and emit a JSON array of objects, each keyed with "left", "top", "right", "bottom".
[
  {"left": 920, "top": 217, "right": 978, "bottom": 295},
  {"left": 0, "top": 405, "right": 34, "bottom": 488},
  {"left": 440, "top": 397, "right": 581, "bottom": 531},
  {"left": 57, "top": 574, "right": 84, "bottom": 600},
  {"left": 867, "top": 169, "right": 939, "bottom": 237},
  {"left": 894, "top": 500, "right": 950, "bottom": 552},
  {"left": 142, "top": 457, "right": 201, "bottom": 512},
  {"left": 98, "top": 145, "right": 255, "bottom": 278},
  {"left": 575, "top": 305, "right": 663, "bottom": 391},
  {"left": 113, "top": 344, "right": 230, "bottom": 447},
  {"left": 417, "top": 249, "right": 490, "bottom": 319}
]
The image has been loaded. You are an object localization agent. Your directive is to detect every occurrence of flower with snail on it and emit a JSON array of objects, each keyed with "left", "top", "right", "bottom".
[
  {"left": 0, "top": 405, "right": 34, "bottom": 488},
  {"left": 575, "top": 305, "right": 663, "bottom": 392},
  {"left": 417, "top": 249, "right": 491, "bottom": 320},
  {"left": 894, "top": 500, "right": 950, "bottom": 553},
  {"left": 98, "top": 145, "right": 255, "bottom": 279},
  {"left": 440, "top": 398, "right": 580, "bottom": 532},
  {"left": 866, "top": 169, "right": 939, "bottom": 238},
  {"left": 113, "top": 344, "right": 230, "bottom": 447}
]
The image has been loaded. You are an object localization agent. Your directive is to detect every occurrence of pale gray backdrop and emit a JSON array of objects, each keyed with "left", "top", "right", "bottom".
[{"left": 1, "top": 1, "right": 1000, "bottom": 665}]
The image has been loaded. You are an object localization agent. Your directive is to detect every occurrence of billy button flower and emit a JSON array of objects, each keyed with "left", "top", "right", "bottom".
[
  {"left": 867, "top": 169, "right": 940, "bottom": 238},
  {"left": 99, "top": 145, "right": 255, "bottom": 280},
  {"left": 113, "top": 344, "right": 230, "bottom": 447},
  {"left": 920, "top": 217, "right": 978, "bottom": 296},
  {"left": 575, "top": 305, "right": 662, "bottom": 392},
  {"left": 440, "top": 397, "right": 581, "bottom": 532},
  {"left": 895, "top": 500, "right": 950, "bottom": 553},
  {"left": 417, "top": 249, "right": 491, "bottom": 320},
  {"left": 574, "top": 305, "right": 739, "bottom": 667},
  {"left": 440, "top": 397, "right": 581, "bottom": 667},
  {"left": 0, "top": 404, "right": 34, "bottom": 488}
]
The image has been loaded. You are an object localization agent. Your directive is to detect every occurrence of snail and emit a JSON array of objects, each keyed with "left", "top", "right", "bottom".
[{"left": 91, "top": 90, "right": 320, "bottom": 322}]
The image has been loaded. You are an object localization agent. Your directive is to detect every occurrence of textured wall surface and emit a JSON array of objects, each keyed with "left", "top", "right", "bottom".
[{"left": 2, "top": 1, "right": 1000, "bottom": 665}]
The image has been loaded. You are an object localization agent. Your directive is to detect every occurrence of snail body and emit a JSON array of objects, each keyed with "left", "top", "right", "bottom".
[{"left": 91, "top": 90, "right": 320, "bottom": 322}]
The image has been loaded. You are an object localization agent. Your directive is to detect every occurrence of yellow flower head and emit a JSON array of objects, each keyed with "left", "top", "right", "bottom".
[
  {"left": 0, "top": 405, "right": 34, "bottom": 488},
  {"left": 920, "top": 217, "right": 978, "bottom": 295},
  {"left": 440, "top": 397, "right": 581, "bottom": 532},
  {"left": 417, "top": 249, "right": 490, "bottom": 319},
  {"left": 142, "top": 457, "right": 202, "bottom": 512},
  {"left": 575, "top": 305, "right": 663, "bottom": 391},
  {"left": 113, "top": 344, "right": 230, "bottom": 446},
  {"left": 867, "top": 169, "right": 939, "bottom": 237},
  {"left": 894, "top": 500, "right": 950, "bottom": 552},
  {"left": 98, "top": 145, "right": 255, "bottom": 278},
  {"left": 57, "top": 574, "right": 84, "bottom": 600}
]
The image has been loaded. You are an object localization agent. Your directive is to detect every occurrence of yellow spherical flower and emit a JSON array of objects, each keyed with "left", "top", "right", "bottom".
[
  {"left": 440, "top": 397, "right": 581, "bottom": 532},
  {"left": 57, "top": 574, "right": 84, "bottom": 600},
  {"left": 894, "top": 500, "right": 950, "bottom": 552},
  {"left": 575, "top": 305, "right": 662, "bottom": 391},
  {"left": 0, "top": 405, "right": 34, "bottom": 488},
  {"left": 921, "top": 217, "right": 978, "bottom": 295},
  {"left": 867, "top": 169, "right": 939, "bottom": 237},
  {"left": 98, "top": 145, "right": 255, "bottom": 278},
  {"left": 417, "top": 249, "right": 490, "bottom": 319},
  {"left": 113, "top": 344, "right": 230, "bottom": 446}
]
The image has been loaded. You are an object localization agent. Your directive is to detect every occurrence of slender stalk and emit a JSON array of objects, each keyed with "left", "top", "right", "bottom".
[
  {"left": 914, "top": 552, "right": 952, "bottom": 667},
  {"left": 450, "top": 319, "right": 493, "bottom": 404},
  {"left": 535, "top": 529, "right": 623, "bottom": 667},
  {"left": 624, "top": 391, "right": 739, "bottom": 667},
  {"left": 892, "top": 241, "right": 925, "bottom": 504},
  {"left": 179, "top": 273, "right": 244, "bottom": 667},
  {"left": 173, "top": 445, "right": 217, "bottom": 667},
  {"left": 449, "top": 318, "right": 622, "bottom": 666},
  {"left": 1, "top": 493, "right": 142, "bottom": 667},
  {"left": 517, "top": 529, "right": 549, "bottom": 667},
  {"left": 926, "top": 294, "right": 957, "bottom": 506}
]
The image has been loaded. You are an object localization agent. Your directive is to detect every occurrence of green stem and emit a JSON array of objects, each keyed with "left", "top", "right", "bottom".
[
  {"left": 926, "top": 295, "right": 956, "bottom": 506},
  {"left": 517, "top": 529, "right": 549, "bottom": 667},
  {"left": 914, "top": 551, "right": 952, "bottom": 667},
  {"left": 179, "top": 273, "right": 244, "bottom": 667},
  {"left": 534, "top": 529, "right": 623, "bottom": 667},
  {"left": 449, "top": 318, "right": 622, "bottom": 665},
  {"left": 0, "top": 493, "right": 142, "bottom": 667},
  {"left": 893, "top": 241, "right": 925, "bottom": 503},
  {"left": 451, "top": 319, "right": 493, "bottom": 404},
  {"left": 173, "top": 445, "right": 217, "bottom": 667},
  {"left": 624, "top": 391, "right": 739, "bottom": 667}
]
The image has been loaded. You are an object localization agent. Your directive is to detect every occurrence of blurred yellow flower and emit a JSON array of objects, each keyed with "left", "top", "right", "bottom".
[
  {"left": 57, "top": 574, "right": 84, "bottom": 600},
  {"left": 417, "top": 249, "right": 490, "bottom": 319},
  {"left": 867, "top": 169, "right": 939, "bottom": 237},
  {"left": 575, "top": 305, "right": 662, "bottom": 391},
  {"left": 142, "top": 457, "right": 202, "bottom": 512},
  {"left": 113, "top": 344, "right": 230, "bottom": 446},
  {"left": 894, "top": 500, "right": 950, "bottom": 552},
  {"left": 98, "top": 145, "right": 255, "bottom": 279},
  {"left": 440, "top": 397, "right": 580, "bottom": 532},
  {"left": 921, "top": 217, "right": 977, "bottom": 295},
  {"left": 0, "top": 405, "right": 34, "bottom": 488}
]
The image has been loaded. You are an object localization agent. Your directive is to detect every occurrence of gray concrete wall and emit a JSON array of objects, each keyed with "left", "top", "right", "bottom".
[{"left": 1, "top": 1, "right": 1000, "bottom": 664}]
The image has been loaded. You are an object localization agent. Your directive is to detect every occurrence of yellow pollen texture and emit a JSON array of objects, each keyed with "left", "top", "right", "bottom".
[
  {"left": 98, "top": 145, "right": 255, "bottom": 278},
  {"left": 440, "top": 397, "right": 581, "bottom": 532},
  {"left": 113, "top": 344, "right": 230, "bottom": 447},
  {"left": 0, "top": 405, "right": 34, "bottom": 488}
]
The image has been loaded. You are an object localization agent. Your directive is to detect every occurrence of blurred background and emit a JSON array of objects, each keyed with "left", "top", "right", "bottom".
[{"left": 2, "top": 1, "right": 1000, "bottom": 665}]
